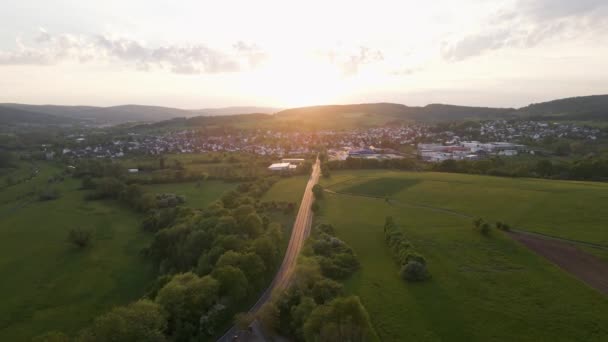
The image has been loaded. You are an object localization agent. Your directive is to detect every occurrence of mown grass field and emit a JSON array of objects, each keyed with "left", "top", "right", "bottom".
[{"left": 317, "top": 170, "right": 608, "bottom": 341}]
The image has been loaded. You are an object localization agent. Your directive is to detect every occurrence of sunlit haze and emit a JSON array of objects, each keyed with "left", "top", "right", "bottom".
[{"left": 1, "top": 0, "right": 608, "bottom": 108}]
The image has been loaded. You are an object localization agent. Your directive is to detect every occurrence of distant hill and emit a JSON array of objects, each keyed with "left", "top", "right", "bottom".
[
  {"left": 0, "top": 103, "right": 192, "bottom": 124},
  {"left": 191, "top": 106, "right": 281, "bottom": 116},
  {"left": 0, "top": 103, "right": 280, "bottom": 124},
  {"left": 0, "top": 106, "right": 75, "bottom": 126},
  {"left": 514, "top": 95, "right": 608, "bottom": 120},
  {"left": 275, "top": 103, "right": 515, "bottom": 122},
  {"left": 2, "top": 94, "right": 607, "bottom": 127}
]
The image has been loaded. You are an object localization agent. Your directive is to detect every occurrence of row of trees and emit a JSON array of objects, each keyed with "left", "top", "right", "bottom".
[
  {"left": 383, "top": 217, "right": 430, "bottom": 281},
  {"left": 256, "top": 223, "right": 374, "bottom": 341},
  {"left": 433, "top": 157, "right": 608, "bottom": 181}
]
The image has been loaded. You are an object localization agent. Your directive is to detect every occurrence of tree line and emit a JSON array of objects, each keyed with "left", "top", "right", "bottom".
[
  {"left": 383, "top": 217, "right": 430, "bottom": 282},
  {"left": 255, "top": 223, "right": 375, "bottom": 341},
  {"left": 432, "top": 157, "right": 608, "bottom": 181}
]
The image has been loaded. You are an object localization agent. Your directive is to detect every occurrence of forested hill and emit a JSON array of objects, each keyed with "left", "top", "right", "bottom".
[
  {"left": 2, "top": 94, "right": 607, "bottom": 127},
  {"left": 275, "top": 103, "right": 515, "bottom": 121},
  {"left": 0, "top": 106, "right": 75, "bottom": 126},
  {"left": 515, "top": 95, "right": 608, "bottom": 120}
]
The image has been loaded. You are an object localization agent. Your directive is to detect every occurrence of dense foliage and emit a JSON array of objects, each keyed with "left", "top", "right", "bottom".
[
  {"left": 257, "top": 223, "right": 373, "bottom": 341},
  {"left": 383, "top": 217, "right": 429, "bottom": 282}
]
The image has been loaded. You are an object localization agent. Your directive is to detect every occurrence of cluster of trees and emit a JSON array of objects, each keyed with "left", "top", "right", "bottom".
[
  {"left": 433, "top": 157, "right": 608, "bottom": 181},
  {"left": 473, "top": 218, "right": 511, "bottom": 235},
  {"left": 0, "top": 150, "right": 15, "bottom": 168},
  {"left": 256, "top": 223, "right": 374, "bottom": 341},
  {"left": 53, "top": 175, "right": 286, "bottom": 341},
  {"left": 326, "top": 157, "right": 420, "bottom": 171},
  {"left": 383, "top": 217, "right": 429, "bottom": 281}
]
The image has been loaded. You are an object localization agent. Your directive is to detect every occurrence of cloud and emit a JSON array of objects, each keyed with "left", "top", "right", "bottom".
[
  {"left": 320, "top": 45, "right": 384, "bottom": 76},
  {"left": 0, "top": 29, "right": 262, "bottom": 74},
  {"left": 440, "top": 0, "right": 608, "bottom": 62}
]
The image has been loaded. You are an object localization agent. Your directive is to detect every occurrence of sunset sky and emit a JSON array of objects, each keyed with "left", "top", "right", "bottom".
[{"left": 1, "top": 0, "right": 607, "bottom": 108}]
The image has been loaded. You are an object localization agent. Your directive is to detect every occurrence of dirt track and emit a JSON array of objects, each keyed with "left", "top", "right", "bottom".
[{"left": 509, "top": 231, "right": 608, "bottom": 296}]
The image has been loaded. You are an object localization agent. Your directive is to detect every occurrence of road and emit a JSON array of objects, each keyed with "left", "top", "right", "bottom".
[{"left": 217, "top": 157, "right": 321, "bottom": 341}]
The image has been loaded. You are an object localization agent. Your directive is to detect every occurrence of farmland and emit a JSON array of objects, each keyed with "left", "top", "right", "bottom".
[{"left": 317, "top": 170, "right": 608, "bottom": 341}]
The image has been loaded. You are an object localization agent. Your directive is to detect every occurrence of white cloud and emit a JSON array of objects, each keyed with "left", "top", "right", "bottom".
[
  {"left": 440, "top": 0, "right": 608, "bottom": 62},
  {"left": 0, "top": 29, "right": 258, "bottom": 74}
]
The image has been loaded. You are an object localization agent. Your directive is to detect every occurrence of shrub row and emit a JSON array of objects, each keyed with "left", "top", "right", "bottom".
[{"left": 383, "top": 216, "right": 429, "bottom": 281}]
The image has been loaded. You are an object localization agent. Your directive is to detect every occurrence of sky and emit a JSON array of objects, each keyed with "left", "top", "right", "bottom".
[{"left": 1, "top": 0, "right": 607, "bottom": 109}]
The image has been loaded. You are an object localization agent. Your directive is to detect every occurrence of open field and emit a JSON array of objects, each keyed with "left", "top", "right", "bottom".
[
  {"left": 322, "top": 170, "right": 608, "bottom": 245},
  {"left": 143, "top": 180, "right": 237, "bottom": 208},
  {"left": 0, "top": 177, "right": 155, "bottom": 341},
  {"left": 261, "top": 175, "right": 309, "bottom": 204},
  {"left": 317, "top": 170, "right": 608, "bottom": 341}
]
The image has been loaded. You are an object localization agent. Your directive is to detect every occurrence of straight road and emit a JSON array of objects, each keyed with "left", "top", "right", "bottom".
[{"left": 218, "top": 157, "right": 321, "bottom": 341}]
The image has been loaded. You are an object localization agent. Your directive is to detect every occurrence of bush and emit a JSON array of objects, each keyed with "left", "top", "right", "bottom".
[
  {"left": 67, "top": 227, "right": 92, "bottom": 248},
  {"left": 39, "top": 188, "right": 60, "bottom": 201},
  {"left": 400, "top": 261, "right": 429, "bottom": 281}
]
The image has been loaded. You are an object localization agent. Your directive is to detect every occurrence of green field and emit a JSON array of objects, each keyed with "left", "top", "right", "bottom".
[
  {"left": 318, "top": 170, "right": 608, "bottom": 341},
  {"left": 143, "top": 180, "right": 237, "bottom": 208},
  {"left": 261, "top": 175, "right": 309, "bottom": 204},
  {"left": 323, "top": 170, "right": 608, "bottom": 245},
  {"left": 0, "top": 177, "right": 154, "bottom": 341}
]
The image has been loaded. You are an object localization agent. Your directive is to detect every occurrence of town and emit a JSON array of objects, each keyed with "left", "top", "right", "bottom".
[{"left": 50, "top": 120, "right": 603, "bottom": 162}]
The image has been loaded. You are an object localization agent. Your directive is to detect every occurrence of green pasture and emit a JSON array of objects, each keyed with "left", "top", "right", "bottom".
[
  {"left": 316, "top": 170, "right": 608, "bottom": 341},
  {"left": 322, "top": 170, "right": 608, "bottom": 245},
  {"left": 143, "top": 180, "right": 237, "bottom": 208},
  {"left": 0, "top": 178, "right": 154, "bottom": 341}
]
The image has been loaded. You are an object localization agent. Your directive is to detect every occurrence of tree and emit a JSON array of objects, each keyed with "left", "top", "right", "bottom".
[
  {"left": 400, "top": 261, "right": 429, "bottom": 281},
  {"left": 241, "top": 212, "right": 263, "bottom": 238},
  {"left": 253, "top": 236, "right": 279, "bottom": 269},
  {"left": 212, "top": 266, "right": 249, "bottom": 301},
  {"left": 155, "top": 273, "right": 219, "bottom": 339},
  {"left": 79, "top": 300, "right": 167, "bottom": 342},
  {"left": 312, "top": 184, "right": 324, "bottom": 199},
  {"left": 67, "top": 227, "right": 92, "bottom": 248},
  {"left": 311, "top": 202, "right": 320, "bottom": 213},
  {"left": 311, "top": 278, "right": 343, "bottom": 304},
  {"left": 303, "top": 296, "right": 373, "bottom": 342}
]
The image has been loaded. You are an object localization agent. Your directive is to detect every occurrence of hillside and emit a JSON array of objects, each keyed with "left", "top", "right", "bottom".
[
  {"left": 275, "top": 102, "right": 515, "bottom": 122},
  {"left": 2, "top": 94, "right": 607, "bottom": 127},
  {"left": 0, "top": 106, "right": 75, "bottom": 126},
  {"left": 515, "top": 94, "right": 608, "bottom": 120},
  {"left": 191, "top": 106, "right": 281, "bottom": 116}
]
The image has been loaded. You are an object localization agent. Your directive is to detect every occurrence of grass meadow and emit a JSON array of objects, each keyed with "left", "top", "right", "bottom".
[
  {"left": 323, "top": 170, "right": 608, "bottom": 245},
  {"left": 0, "top": 177, "right": 154, "bottom": 341},
  {"left": 143, "top": 180, "right": 237, "bottom": 209},
  {"left": 317, "top": 170, "right": 608, "bottom": 341},
  {"left": 0, "top": 163, "right": 238, "bottom": 341}
]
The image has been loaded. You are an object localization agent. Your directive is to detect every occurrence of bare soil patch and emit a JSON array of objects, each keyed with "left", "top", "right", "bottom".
[{"left": 509, "top": 231, "right": 608, "bottom": 295}]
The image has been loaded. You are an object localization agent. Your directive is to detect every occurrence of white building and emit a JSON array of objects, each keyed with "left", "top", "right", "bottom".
[{"left": 268, "top": 162, "right": 292, "bottom": 171}]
